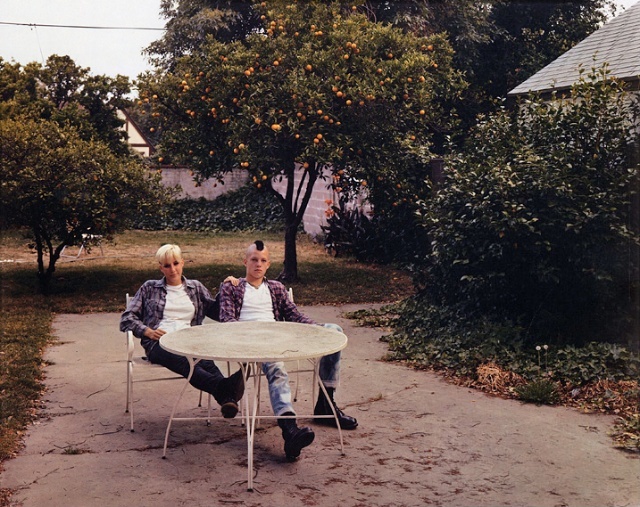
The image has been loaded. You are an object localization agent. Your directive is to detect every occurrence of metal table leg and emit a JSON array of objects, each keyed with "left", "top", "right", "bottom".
[{"left": 162, "top": 357, "right": 198, "bottom": 458}]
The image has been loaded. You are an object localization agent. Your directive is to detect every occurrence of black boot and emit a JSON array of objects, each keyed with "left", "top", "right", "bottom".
[
  {"left": 277, "top": 412, "right": 315, "bottom": 461},
  {"left": 215, "top": 370, "right": 245, "bottom": 418},
  {"left": 314, "top": 388, "right": 358, "bottom": 430}
]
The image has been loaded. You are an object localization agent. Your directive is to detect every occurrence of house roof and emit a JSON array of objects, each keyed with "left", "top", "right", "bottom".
[
  {"left": 508, "top": 1, "right": 640, "bottom": 96},
  {"left": 117, "top": 109, "right": 156, "bottom": 157}
]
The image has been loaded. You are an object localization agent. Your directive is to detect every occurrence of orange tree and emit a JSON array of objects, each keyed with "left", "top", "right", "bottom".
[{"left": 139, "top": 0, "right": 466, "bottom": 281}]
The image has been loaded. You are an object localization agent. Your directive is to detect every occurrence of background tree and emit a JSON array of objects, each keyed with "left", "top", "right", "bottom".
[
  {"left": 361, "top": 0, "right": 615, "bottom": 135},
  {"left": 474, "top": 1, "right": 614, "bottom": 99},
  {"left": 0, "top": 55, "right": 174, "bottom": 292},
  {"left": 0, "top": 55, "right": 132, "bottom": 155},
  {"left": 139, "top": 0, "right": 466, "bottom": 281},
  {"left": 145, "top": 0, "right": 263, "bottom": 70},
  {"left": 0, "top": 117, "right": 171, "bottom": 292}
]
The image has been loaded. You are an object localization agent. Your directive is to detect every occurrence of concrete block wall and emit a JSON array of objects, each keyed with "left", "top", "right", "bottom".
[
  {"left": 156, "top": 165, "right": 370, "bottom": 237},
  {"left": 270, "top": 167, "right": 338, "bottom": 237},
  {"left": 159, "top": 167, "right": 248, "bottom": 200}
]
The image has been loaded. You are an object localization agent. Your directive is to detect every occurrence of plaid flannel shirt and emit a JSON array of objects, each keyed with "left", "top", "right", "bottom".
[
  {"left": 120, "top": 277, "right": 218, "bottom": 342},
  {"left": 218, "top": 278, "right": 316, "bottom": 325}
]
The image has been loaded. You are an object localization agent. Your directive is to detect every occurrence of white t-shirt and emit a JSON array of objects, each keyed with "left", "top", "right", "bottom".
[
  {"left": 158, "top": 284, "right": 195, "bottom": 333},
  {"left": 239, "top": 282, "right": 276, "bottom": 322}
]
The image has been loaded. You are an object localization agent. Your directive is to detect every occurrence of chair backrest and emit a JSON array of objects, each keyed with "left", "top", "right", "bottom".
[{"left": 212, "top": 291, "right": 221, "bottom": 322}]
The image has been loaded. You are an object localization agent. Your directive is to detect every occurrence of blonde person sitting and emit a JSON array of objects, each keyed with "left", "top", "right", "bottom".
[{"left": 120, "top": 244, "right": 244, "bottom": 417}]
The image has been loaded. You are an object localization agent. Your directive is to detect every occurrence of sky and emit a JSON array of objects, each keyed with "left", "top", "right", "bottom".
[
  {"left": 0, "top": 0, "right": 638, "bottom": 83},
  {"left": 0, "top": 0, "right": 164, "bottom": 80}
]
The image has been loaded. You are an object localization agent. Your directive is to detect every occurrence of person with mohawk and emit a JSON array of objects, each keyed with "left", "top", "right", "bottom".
[{"left": 218, "top": 240, "right": 358, "bottom": 461}]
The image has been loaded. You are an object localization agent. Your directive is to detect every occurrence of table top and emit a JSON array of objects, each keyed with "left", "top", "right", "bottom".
[{"left": 159, "top": 321, "right": 348, "bottom": 362}]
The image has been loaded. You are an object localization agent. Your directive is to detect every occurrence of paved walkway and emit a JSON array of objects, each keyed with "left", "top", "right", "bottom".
[{"left": 1, "top": 306, "right": 639, "bottom": 507}]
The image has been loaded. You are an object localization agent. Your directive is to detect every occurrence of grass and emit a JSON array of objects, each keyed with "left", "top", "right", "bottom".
[{"left": 0, "top": 229, "right": 414, "bottom": 469}]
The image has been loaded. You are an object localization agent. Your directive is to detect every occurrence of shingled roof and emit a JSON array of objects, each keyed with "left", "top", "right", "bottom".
[{"left": 508, "top": 1, "right": 640, "bottom": 96}]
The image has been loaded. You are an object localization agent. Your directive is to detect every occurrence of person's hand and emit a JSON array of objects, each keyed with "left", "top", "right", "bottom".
[
  {"left": 224, "top": 276, "right": 240, "bottom": 286},
  {"left": 143, "top": 327, "right": 166, "bottom": 341}
]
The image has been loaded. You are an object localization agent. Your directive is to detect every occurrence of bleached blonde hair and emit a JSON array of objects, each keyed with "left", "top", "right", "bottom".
[{"left": 156, "top": 244, "right": 182, "bottom": 264}]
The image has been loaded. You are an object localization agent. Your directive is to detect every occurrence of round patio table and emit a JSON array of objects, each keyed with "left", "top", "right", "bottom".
[{"left": 160, "top": 321, "right": 349, "bottom": 491}]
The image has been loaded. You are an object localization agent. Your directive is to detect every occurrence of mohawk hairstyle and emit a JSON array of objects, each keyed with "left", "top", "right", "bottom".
[{"left": 254, "top": 240, "right": 265, "bottom": 251}]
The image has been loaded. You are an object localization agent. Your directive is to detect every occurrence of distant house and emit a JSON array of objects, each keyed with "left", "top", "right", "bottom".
[
  {"left": 508, "top": 1, "right": 640, "bottom": 98},
  {"left": 117, "top": 109, "right": 155, "bottom": 158}
]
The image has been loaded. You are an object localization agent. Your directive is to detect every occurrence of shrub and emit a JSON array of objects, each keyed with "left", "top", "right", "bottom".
[
  {"left": 380, "top": 297, "right": 640, "bottom": 386},
  {"left": 322, "top": 197, "right": 430, "bottom": 265},
  {"left": 132, "top": 184, "right": 284, "bottom": 232},
  {"left": 515, "top": 378, "right": 561, "bottom": 405},
  {"left": 413, "top": 67, "right": 640, "bottom": 345}
]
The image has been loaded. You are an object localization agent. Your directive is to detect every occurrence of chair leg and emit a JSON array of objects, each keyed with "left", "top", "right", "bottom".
[
  {"left": 294, "top": 360, "right": 300, "bottom": 402},
  {"left": 127, "top": 361, "right": 134, "bottom": 432},
  {"left": 126, "top": 362, "right": 131, "bottom": 413}
]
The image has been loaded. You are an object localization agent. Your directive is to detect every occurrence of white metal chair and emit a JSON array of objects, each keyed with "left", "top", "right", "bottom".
[
  {"left": 61, "top": 232, "right": 104, "bottom": 259},
  {"left": 124, "top": 293, "right": 210, "bottom": 432}
]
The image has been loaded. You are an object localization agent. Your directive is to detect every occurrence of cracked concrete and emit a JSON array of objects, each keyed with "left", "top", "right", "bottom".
[{"left": 1, "top": 306, "right": 639, "bottom": 507}]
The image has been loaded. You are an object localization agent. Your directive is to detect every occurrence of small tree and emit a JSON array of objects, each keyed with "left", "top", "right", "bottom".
[
  {"left": 414, "top": 67, "right": 640, "bottom": 345},
  {"left": 0, "top": 117, "right": 171, "bottom": 292},
  {"left": 139, "top": 0, "right": 466, "bottom": 281}
]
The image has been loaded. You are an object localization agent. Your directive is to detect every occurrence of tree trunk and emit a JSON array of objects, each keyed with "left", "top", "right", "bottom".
[
  {"left": 280, "top": 223, "right": 299, "bottom": 282},
  {"left": 34, "top": 227, "right": 65, "bottom": 295},
  {"left": 273, "top": 159, "right": 319, "bottom": 282}
]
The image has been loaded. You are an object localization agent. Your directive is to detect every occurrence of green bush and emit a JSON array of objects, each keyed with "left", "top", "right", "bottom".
[
  {"left": 132, "top": 184, "right": 284, "bottom": 232},
  {"left": 383, "top": 297, "right": 534, "bottom": 377},
  {"left": 515, "top": 378, "right": 561, "bottom": 405},
  {"left": 322, "top": 197, "right": 430, "bottom": 265},
  {"left": 413, "top": 67, "right": 639, "bottom": 346},
  {"left": 382, "top": 297, "right": 640, "bottom": 386}
]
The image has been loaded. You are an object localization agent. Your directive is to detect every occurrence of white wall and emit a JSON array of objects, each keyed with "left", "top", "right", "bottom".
[
  {"left": 158, "top": 165, "right": 369, "bottom": 237},
  {"left": 159, "top": 167, "right": 248, "bottom": 200}
]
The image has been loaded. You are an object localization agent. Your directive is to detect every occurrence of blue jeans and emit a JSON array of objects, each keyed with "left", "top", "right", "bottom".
[{"left": 263, "top": 323, "right": 342, "bottom": 416}]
